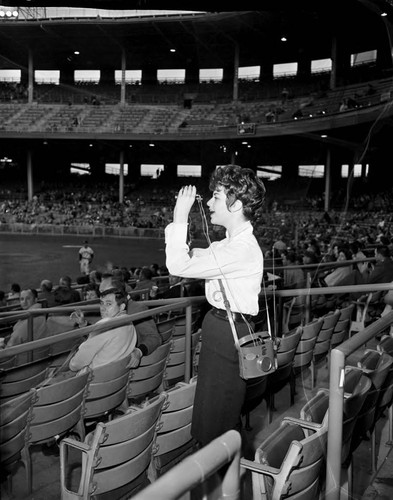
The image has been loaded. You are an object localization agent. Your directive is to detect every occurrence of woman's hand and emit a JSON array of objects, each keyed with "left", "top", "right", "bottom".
[{"left": 173, "top": 185, "right": 197, "bottom": 224}]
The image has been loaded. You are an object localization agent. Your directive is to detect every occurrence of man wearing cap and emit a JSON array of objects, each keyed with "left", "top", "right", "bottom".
[{"left": 79, "top": 240, "right": 94, "bottom": 275}]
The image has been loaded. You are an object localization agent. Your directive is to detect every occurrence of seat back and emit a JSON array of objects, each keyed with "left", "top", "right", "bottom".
[
  {"left": 29, "top": 370, "right": 90, "bottom": 444},
  {"left": 0, "top": 357, "right": 51, "bottom": 401},
  {"left": 155, "top": 316, "right": 176, "bottom": 344},
  {"left": 313, "top": 309, "right": 340, "bottom": 356},
  {"left": 331, "top": 304, "right": 355, "bottom": 348},
  {"left": 163, "top": 330, "right": 201, "bottom": 388},
  {"left": 342, "top": 367, "right": 373, "bottom": 464},
  {"left": 245, "top": 417, "right": 328, "bottom": 500},
  {"left": 282, "top": 297, "right": 305, "bottom": 333},
  {"left": 84, "top": 355, "right": 131, "bottom": 420},
  {"left": 300, "top": 388, "right": 329, "bottom": 429},
  {"left": 351, "top": 351, "right": 393, "bottom": 453},
  {"left": 0, "top": 391, "right": 34, "bottom": 466},
  {"left": 275, "top": 327, "right": 302, "bottom": 367},
  {"left": 172, "top": 308, "right": 201, "bottom": 337},
  {"left": 127, "top": 342, "right": 171, "bottom": 402},
  {"left": 293, "top": 318, "right": 322, "bottom": 369},
  {"left": 150, "top": 378, "right": 197, "bottom": 478},
  {"left": 378, "top": 336, "right": 393, "bottom": 356},
  {"left": 60, "top": 393, "right": 166, "bottom": 499}
]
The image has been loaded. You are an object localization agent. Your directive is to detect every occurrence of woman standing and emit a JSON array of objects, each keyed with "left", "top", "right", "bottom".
[{"left": 165, "top": 165, "right": 266, "bottom": 446}]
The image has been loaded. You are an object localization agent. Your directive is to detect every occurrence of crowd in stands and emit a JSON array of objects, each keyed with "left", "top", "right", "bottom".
[
  {"left": 0, "top": 181, "right": 176, "bottom": 229},
  {"left": 2, "top": 179, "right": 393, "bottom": 240}
]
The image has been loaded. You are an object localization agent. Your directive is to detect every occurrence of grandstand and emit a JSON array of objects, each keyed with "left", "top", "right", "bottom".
[{"left": 1, "top": 2, "right": 393, "bottom": 499}]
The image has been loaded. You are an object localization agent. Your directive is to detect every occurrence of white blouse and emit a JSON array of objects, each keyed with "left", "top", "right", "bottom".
[{"left": 165, "top": 220, "right": 263, "bottom": 316}]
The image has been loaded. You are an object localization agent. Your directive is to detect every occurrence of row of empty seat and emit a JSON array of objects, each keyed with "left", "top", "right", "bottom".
[{"left": 0, "top": 300, "right": 203, "bottom": 497}]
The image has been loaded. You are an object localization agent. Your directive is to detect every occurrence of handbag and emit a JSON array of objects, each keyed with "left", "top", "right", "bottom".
[{"left": 217, "top": 279, "right": 277, "bottom": 380}]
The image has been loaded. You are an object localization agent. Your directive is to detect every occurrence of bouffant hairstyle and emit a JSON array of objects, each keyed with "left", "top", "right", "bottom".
[{"left": 209, "top": 164, "right": 266, "bottom": 224}]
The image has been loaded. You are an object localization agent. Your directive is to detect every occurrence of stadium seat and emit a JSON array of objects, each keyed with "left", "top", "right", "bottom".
[
  {"left": 83, "top": 355, "right": 131, "bottom": 423},
  {"left": 148, "top": 378, "right": 198, "bottom": 480},
  {"left": 330, "top": 303, "right": 355, "bottom": 349},
  {"left": 290, "top": 317, "right": 323, "bottom": 403},
  {"left": 163, "top": 329, "right": 201, "bottom": 389},
  {"left": 60, "top": 393, "right": 166, "bottom": 500},
  {"left": 240, "top": 414, "right": 328, "bottom": 500},
  {"left": 22, "top": 369, "right": 90, "bottom": 494},
  {"left": 311, "top": 309, "right": 340, "bottom": 388},
  {"left": 264, "top": 326, "right": 302, "bottom": 424},
  {"left": 0, "top": 357, "right": 51, "bottom": 402},
  {"left": 127, "top": 342, "right": 171, "bottom": 403},
  {"left": 0, "top": 391, "right": 35, "bottom": 496}
]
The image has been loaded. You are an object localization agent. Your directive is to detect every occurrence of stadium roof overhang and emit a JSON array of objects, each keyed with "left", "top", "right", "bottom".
[
  {"left": 0, "top": 2, "right": 392, "bottom": 71},
  {"left": 0, "top": 0, "right": 392, "bottom": 13}
]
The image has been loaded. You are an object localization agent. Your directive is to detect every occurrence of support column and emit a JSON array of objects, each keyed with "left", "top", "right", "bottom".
[
  {"left": 141, "top": 64, "right": 157, "bottom": 86},
  {"left": 297, "top": 49, "right": 311, "bottom": 81},
  {"left": 377, "top": 18, "right": 393, "bottom": 70},
  {"left": 330, "top": 34, "right": 350, "bottom": 89},
  {"left": 330, "top": 35, "right": 338, "bottom": 90},
  {"left": 100, "top": 68, "right": 115, "bottom": 85},
  {"left": 185, "top": 57, "right": 199, "bottom": 86},
  {"left": 233, "top": 43, "right": 239, "bottom": 102},
  {"left": 27, "top": 149, "right": 33, "bottom": 201},
  {"left": 324, "top": 148, "right": 332, "bottom": 212},
  {"left": 120, "top": 48, "right": 126, "bottom": 105},
  {"left": 119, "top": 150, "right": 125, "bottom": 203},
  {"left": 28, "top": 49, "right": 34, "bottom": 104}
]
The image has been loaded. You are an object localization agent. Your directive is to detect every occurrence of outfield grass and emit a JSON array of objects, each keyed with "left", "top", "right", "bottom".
[{"left": 0, "top": 233, "right": 173, "bottom": 292}]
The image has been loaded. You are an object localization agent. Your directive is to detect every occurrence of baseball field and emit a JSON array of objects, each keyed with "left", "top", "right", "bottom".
[{"left": 0, "top": 233, "right": 174, "bottom": 293}]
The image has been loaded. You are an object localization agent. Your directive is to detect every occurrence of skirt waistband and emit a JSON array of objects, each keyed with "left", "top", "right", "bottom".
[{"left": 211, "top": 307, "right": 253, "bottom": 323}]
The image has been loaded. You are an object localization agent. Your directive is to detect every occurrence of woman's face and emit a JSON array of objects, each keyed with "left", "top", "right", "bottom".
[
  {"left": 337, "top": 251, "right": 347, "bottom": 262},
  {"left": 99, "top": 292, "right": 123, "bottom": 319},
  {"left": 207, "top": 186, "right": 232, "bottom": 227}
]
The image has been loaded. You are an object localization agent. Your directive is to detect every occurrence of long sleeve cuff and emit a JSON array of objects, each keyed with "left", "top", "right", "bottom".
[{"left": 165, "top": 222, "right": 189, "bottom": 245}]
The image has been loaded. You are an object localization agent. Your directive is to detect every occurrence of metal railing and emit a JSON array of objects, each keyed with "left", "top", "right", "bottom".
[
  {"left": 132, "top": 429, "right": 242, "bottom": 500},
  {"left": 0, "top": 296, "right": 205, "bottom": 383}
]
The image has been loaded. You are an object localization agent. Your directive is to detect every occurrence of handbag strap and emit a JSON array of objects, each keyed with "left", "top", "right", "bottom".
[{"left": 217, "top": 279, "right": 241, "bottom": 351}]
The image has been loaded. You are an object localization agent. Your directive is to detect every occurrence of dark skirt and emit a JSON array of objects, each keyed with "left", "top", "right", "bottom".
[{"left": 191, "top": 309, "right": 250, "bottom": 446}]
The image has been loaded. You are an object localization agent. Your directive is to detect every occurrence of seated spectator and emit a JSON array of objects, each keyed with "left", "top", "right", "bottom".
[
  {"left": 4, "top": 288, "right": 48, "bottom": 363},
  {"left": 54, "top": 276, "right": 81, "bottom": 305},
  {"left": 336, "top": 245, "right": 393, "bottom": 301},
  {"left": 68, "top": 280, "right": 136, "bottom": 372},
  {"left": 150, "top": 263, "right": 160, "bottom": 277},
  {"left": 349, "top": 241, "right": 368, "bottom": 274},
  {"left": 7, "top": 282, "right": 21, "bottom": 305},
  {"left": 99, "top": 275, "right": 161, "bottom": 363},
  {"left": 46, "top": 276, "right": 82, "bottom": 336},
  {"left": 133, "top": 267, "right": 155, "bottom": 299},
  {"left": 281, "top": 251, "right": 305, "bottom": 289},
  {"left": 302, "top": 250, "right": 320, "bottom": 285},
  {"left": 39, "top": 279, "right": 56, "bottom": 308},
  {"left": 322, "top": 247, "right": 353, "bottom": 287},
  {"left": 112, "top": 268, "right": 133, "bottom": 293},
  {"left": 83, "top": 282, "right": 100, "bottom": 301},
  {"left": 273, "top": 237, "right": 287, "bottom": 253}
]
